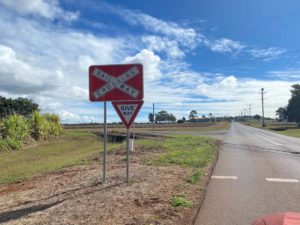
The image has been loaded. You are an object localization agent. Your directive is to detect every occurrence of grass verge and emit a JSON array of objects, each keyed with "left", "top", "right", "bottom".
[
  {"left": 137, "top": 135, "right": 217, "bottom": 209},
  {"left": 142, "top": 136, "right": 216, "bottom": 168},
  {"left": 245, "top": 122, "right": 300, "bottom": 138},
  {"left": 0, "top": 129, "right": 123, "bottom": 184}
]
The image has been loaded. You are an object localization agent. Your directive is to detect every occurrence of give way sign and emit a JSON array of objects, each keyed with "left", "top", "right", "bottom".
[
  {"left": 89, "top": 64, "right": 143, "bottom": 102},
  {"left": 112, "top": 100, "right": 144, "bottom": 129}
]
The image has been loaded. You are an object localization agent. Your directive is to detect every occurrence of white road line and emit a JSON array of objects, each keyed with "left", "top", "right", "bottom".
[
  {"left": 266, "top": 178, "right": 299, "bottom": 183},
  {"left": 211, "top": 176, "right": 238, "bottom": 180},
  {"left": 255, "top": 134, "right": 283, "bottom": 146}
]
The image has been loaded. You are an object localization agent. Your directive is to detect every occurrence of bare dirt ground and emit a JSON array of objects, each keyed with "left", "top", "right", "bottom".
[{"left": 0, "top": 144, "right": 214, "bottom": 225}]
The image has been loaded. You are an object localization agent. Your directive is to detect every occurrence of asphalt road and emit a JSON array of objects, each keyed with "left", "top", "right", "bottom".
[{"left": 195, "top": 122, "right": 300, "bottom": 225}]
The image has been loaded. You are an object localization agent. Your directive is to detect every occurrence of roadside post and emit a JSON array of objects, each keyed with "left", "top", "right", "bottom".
[
  {"left": 89, "top": 64, "right": 144, "bottom": 183},
  {"left": 112, "top": 100, "right": 144, "bottom": 182},
  {"left": 103, "top": 102, "right": 107, "bottom": 183}
]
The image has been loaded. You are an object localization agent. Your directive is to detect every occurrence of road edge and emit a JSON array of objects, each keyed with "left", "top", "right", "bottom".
[{"left": 191, "top": 140, "right": 220, "bottom": 225}]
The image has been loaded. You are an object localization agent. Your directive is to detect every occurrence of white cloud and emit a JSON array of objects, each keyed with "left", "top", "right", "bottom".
[
  {"left": 109, "top": 5, "right": 199, "bottom": 48},
  {"left": 142, "top": 35, "right": 184, "bottom": 59},
  {"left": 58, "top": 110, "right": 99, "bottom": 124},
  {"left": 68, "top": 86, "right": 89, "bottom": 101},
  {"left": 123, "top": 49, "right": 161, "bottom": 81},
  {"left": 267, "top": 70, "right": 300, "bottom": 79},
  {"left": 0, "top": 44, "right": 64, "bottom": 93},
  {"left": 0, "top": 0, "right": 79, "bottom": 21},
  {"left": 102, "top": 2, "right": 202, "bottom": 59},
  {"left": 0, "top": 8, "right": 133, "bottom": 122},
  {"left": 195, "top": 75, "right": 298, "bottom": 117},
  {"left": 205, "top": 38, "right": 245, "bottom": 53},
  {"left": 197, "top": 75, "right": 238, "bottom": 100},
  {"left": 249, "top": 47, "right": 286, "bottom": 61}
]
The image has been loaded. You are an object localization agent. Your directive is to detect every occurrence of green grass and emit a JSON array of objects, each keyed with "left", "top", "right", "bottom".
[
  {"left": 170, "top": 196, "right": 193, "bottom": 207},
  {"left": 141, "top": 136, "right": 216, "bottom": 168},
  {"left": 273, "top": 129, "right": 300, "bottom": 138},
  {"left": 246, "top": 122, "right": 300, "bottom": 138},
  {"left": 186, "top": 170, "right": 203, "bottom": 184},
  {"left": 0, "top": 131, "right": 217, "bottom": 185},
  {"left": 0, "top": 129, "right": 123, "bottom": 185}
]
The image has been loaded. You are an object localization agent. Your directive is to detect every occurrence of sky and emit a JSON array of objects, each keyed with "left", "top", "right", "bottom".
[{"left": 1, "top": 0, "right": 300, "bottom": 123}]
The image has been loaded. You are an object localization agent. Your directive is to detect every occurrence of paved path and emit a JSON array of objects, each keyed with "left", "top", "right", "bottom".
[{"left": 195, "top": 122, "right": 300, "bottom": 225}]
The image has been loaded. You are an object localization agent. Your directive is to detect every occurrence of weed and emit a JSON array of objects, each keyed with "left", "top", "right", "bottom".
[
  {"left": 170, "top": 196, "right": 193, "bottom": 207},
  {"left": 187, "top": 170, "right": 203, "bottom": 184}
]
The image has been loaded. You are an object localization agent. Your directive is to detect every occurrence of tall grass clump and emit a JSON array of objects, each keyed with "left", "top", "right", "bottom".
[
  {"left": 31, "top": 111, "right": 63, "bottom": 140},
  {"left": 1, "top": 114, "right": 30, "bottom": 150},
  {"left": 0, "top": 112, "right": 63, "bottom": 151}
]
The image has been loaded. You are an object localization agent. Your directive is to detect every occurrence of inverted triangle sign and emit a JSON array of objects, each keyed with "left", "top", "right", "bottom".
[{"left": 112, "top": 100, "right": 144, "bottom": 129}]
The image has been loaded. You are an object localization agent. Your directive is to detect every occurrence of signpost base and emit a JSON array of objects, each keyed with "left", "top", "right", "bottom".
[{"left": 126, "top": 129, "right": 130, "bottom": 183}]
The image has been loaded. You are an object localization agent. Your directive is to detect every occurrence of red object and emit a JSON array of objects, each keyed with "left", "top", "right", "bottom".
[
  {"left": 89, "top": 64, "right": 143, "bottom": 101},
  {"left": 112, "top": 100, "right": 144, "bottom": 129},
  {"left": 252, "top": 212, "right": 300, "bottom": 225}
]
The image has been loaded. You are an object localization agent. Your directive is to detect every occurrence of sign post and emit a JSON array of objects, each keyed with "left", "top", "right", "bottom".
[
  {"left": 112, "top": 100, "right": 144, "bottom": 182},
  {"left": 103, "top": 101, "right": 107, "bottom": 183},
  {"left": 89, "top": 64, "right": 143, "bottom": 184},
  {"left": 126, "top": 128, "right": 130, "bottom": 183}
]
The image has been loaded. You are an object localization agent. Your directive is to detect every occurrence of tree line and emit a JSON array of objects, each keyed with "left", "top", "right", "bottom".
[
  {"left": 0, "top": 96, "right": 39, "bottom": 119},
  {"left": 276, "top": 84, "right": 300, "bottom": 125}
]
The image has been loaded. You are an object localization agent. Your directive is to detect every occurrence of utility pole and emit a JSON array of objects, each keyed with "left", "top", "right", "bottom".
[
  {"left": 244, "top": 108, "right": 247, "bottom": 121},
  {"left": 261, "top": 88, "right": 265, "bottom": 127},
  {"left": 152, "top": 102, "right": 155, "bottom": 134},
  {"left": 248, "top": 104, "right": 252, "bottom": 122}
]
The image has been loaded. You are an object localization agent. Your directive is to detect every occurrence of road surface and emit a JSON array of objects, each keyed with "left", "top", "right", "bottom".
[{"left": 195, "top": 122, "right": 300, "bottom": 225}]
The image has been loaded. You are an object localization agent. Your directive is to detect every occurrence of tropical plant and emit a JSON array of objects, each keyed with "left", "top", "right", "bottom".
[
  {"left": 2, "top": 114, "right": 31, "bottom": 149},
  {"left": 189, "top": 110, "right": 197, "bottom": 121}
]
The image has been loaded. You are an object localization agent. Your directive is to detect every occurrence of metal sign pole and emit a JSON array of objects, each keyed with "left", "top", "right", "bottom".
[
  {"left": 103, "top": 101, "right": 107, "bottom": 183},
  {"left": 126, "top": 128, "right": 130, "bottom": 183}
]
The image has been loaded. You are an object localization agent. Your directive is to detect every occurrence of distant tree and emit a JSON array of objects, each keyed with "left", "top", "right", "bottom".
[
  {"left": 169, "top": 113, "right": 176, "bottom": 122},
  {"left": 155, "top": 111, "right": 168, "bottom": 123},
  {"left": 0, "top": 96, "right": 39, "bottom": 119},
  {"left": 182, "top": 117, "right": 186, "bottom": 122},
  {"left": 276, "top": 107, "right": 287, "bottom": 121},
  {"left": 155, "top": 111, "right": 176, "bottom": 123},
  {"left": 253, "top": 114, "right": 261, "bottom": 121},
  {"left": 286, "top": 84, "right": 300, "bottom": 125},
  {"left": 189, "top": 110, "right": 197, "bottom": 121},
  {"left": 148, "top": 113, "right": 154, "bottom": 123},
  {"left": 209, "top": 112, "right": 213, "bottom": 122},
  {"left": 202, "top": 115, "right": 206, "bottom": 118}
]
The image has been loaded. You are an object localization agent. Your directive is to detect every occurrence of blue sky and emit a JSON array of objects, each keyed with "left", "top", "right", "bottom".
[{"left": 0, "top": 0, "right": 300, "bottom": 123}]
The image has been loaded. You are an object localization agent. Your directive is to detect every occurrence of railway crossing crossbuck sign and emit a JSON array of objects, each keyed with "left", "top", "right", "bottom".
[
  {"left": 89, "top": 63, "right": 144, "bottom": 183},
  {"left": 89, "top": 64, "right": 143, "bottom": 102}
]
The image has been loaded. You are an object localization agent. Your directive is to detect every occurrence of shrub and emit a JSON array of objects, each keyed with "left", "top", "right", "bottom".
[
  {"left": 44, "top": 113, "right": 60, "bottom": 124},
  {"left": 0, "top": 140, "right": 9, "bottom": 151},
  {"left": 2, "top": 114, "right": 30, "bottom": 141},
  {"left": 0, "top": 120, "right": 4, "bottom": 139},
  {"left": 31, "top": 111, "right": 63, "bottom": 140},
  {"left": 31, "top": 111, "right": 49, "bottom": 140},
  {"left": 0, "top": 112, "right": 63, "bottom": 150},
  {"left": 1, "top": 114, "right": 31, "bottom": 150}
]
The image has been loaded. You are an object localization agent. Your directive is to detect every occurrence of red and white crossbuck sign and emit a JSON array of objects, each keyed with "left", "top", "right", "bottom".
[{"left": 89, "top": 64, "right": 143, "bottom": 102}]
